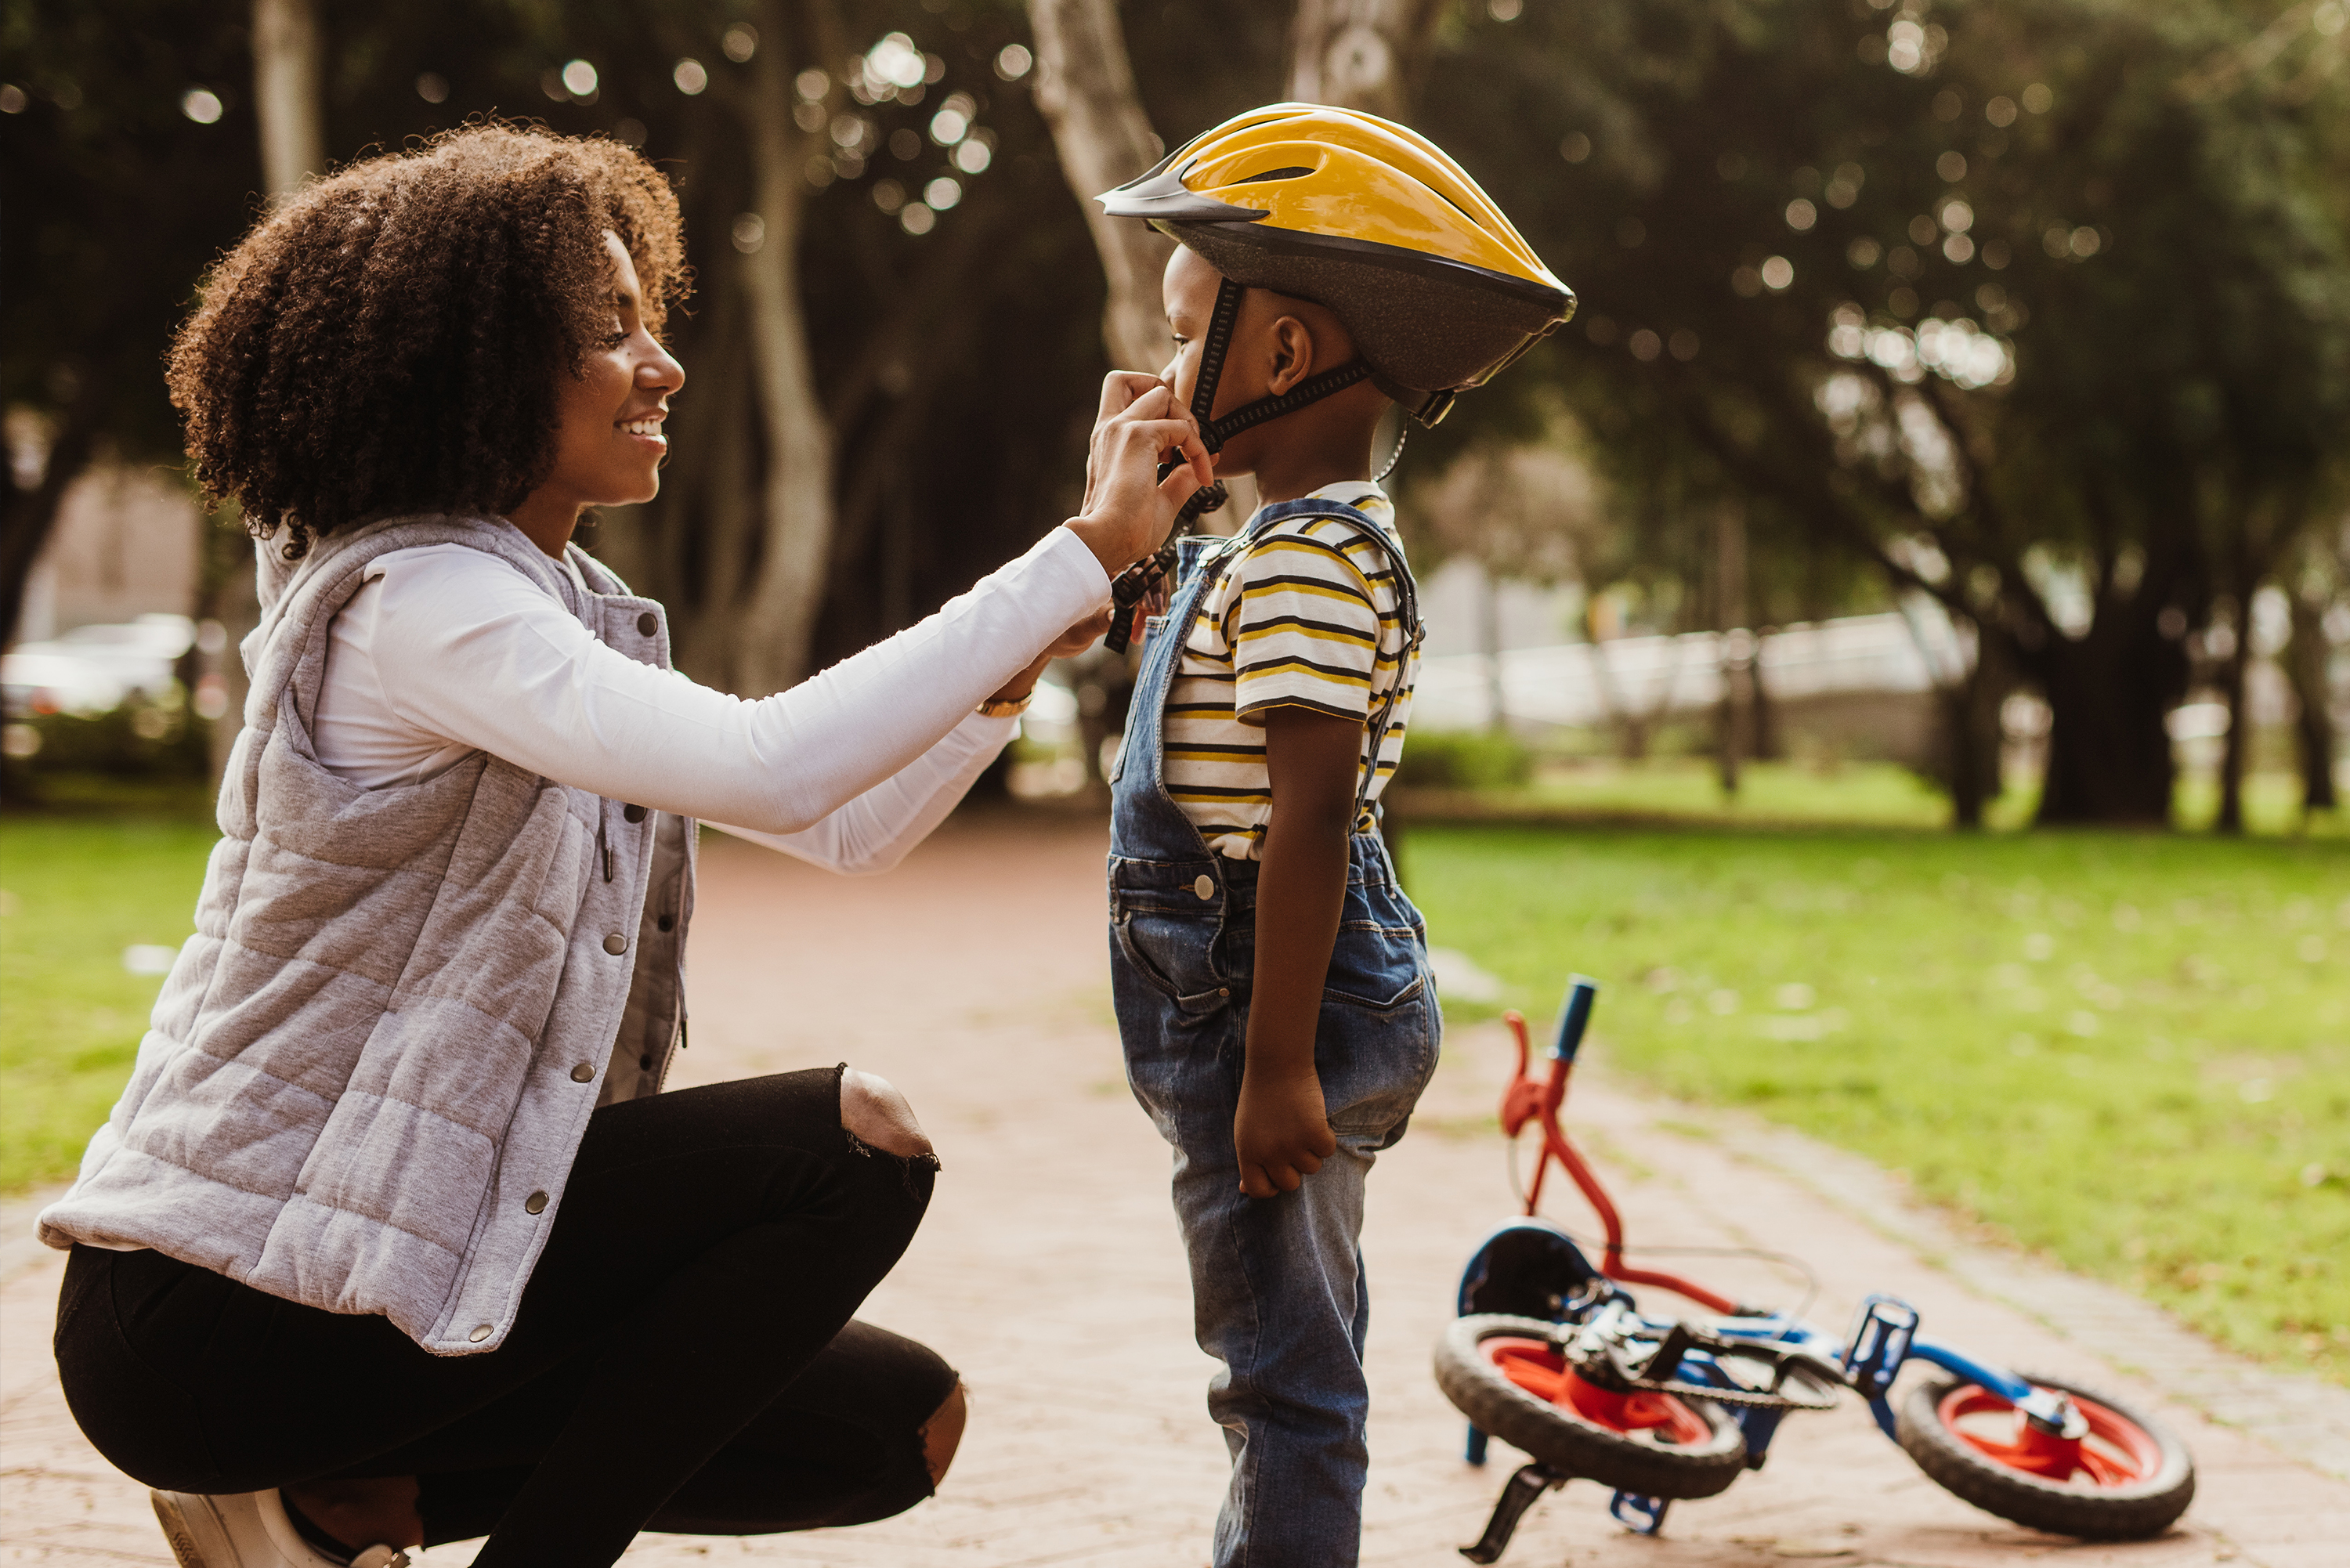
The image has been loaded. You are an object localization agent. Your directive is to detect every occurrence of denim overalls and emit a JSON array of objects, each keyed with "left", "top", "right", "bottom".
[{"left": 1108, "top": 497, "right": 1441, "bottom": 1568}]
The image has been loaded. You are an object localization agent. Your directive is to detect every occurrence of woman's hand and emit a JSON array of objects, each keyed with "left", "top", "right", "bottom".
[
  {"left": 1065, "top": 373, "right": 1213, "bottom": 576},
  {"left": 984, "top": 603, "right": 1115, "bottom": 707}
]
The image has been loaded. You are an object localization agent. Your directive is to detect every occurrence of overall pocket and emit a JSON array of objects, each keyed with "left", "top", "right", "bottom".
[
  {"left": 1316, "top": 918, "right": 1440, "bottom": 1142},
  {"left": 1111, "top": 900, "right": 1229, "bottom": 1012}
]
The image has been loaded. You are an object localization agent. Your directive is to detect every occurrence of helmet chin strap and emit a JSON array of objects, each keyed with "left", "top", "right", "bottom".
[{"left": 1104, "top": 276, "right": 1380, "bottom": 652}]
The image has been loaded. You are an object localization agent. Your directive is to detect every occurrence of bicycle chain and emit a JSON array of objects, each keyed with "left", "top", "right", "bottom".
[
  {"left": 1560, "top": 1331, "right": 1845, "bottom": 1412},
  {"left": 1618, "top": 1370, "right": 1842, "bottom": 1412}
]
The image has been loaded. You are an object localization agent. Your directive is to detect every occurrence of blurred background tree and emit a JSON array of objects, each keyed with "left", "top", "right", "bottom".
[{"left": 3, "top": 0, "right": 2344, "bottom": 824}]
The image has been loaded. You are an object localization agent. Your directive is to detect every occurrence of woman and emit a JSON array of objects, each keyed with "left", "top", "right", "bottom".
[{"left": 38, "top": 125, "right": 1207, "bottom": 1568}]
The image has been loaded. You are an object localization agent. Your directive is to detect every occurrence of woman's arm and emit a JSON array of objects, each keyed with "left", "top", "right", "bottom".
[
  {"left": 359, "top": 529, "right": 1101, "bottom": 833},
  {"left": 709, "top": 710, "right": 1012, "bottom": 875},
  {"left": 710, "top": 605, "right": 1108, "bottom": 873}
]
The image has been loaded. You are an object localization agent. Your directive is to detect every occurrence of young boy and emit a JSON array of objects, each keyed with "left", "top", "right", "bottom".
[{"left": 1094, "top": 106, "right": 1573, "bottom": 1566}]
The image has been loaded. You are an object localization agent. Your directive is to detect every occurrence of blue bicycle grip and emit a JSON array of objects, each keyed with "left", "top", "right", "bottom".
[{"left": 1552, "top": 975, "right": 1600, "bottom": 1062}]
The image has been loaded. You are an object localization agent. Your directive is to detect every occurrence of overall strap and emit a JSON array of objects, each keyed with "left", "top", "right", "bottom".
[{"left": 1217, "top": 499, "right": 1425, "bottom": 826}]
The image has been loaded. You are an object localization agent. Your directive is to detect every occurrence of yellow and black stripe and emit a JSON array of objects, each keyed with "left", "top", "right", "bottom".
[{"left": 1159, "top": 486, "right": 1420, "bottom": 859}]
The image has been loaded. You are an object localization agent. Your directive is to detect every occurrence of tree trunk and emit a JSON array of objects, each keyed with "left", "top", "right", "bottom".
[
  {"left": 1945, "top": 630, "right": 2011, "bottom": 829},
  {"left": 2214, "top": 602, "right": 2251, "bottom": 834},
  {"left": 2032, "top": 608, "right": 2186, "bottom": 826},
  {"left": 730, "top": 0, "right": 837, "bottom": 697},
  {"left": 1026, "top": 0, "right": 1176, "bottom": 371},
  {"left": 1714, "top": 502, "right": 1748, "bottom": 796},
  {"left": 206, "top": 0, "right": 324, "bottom": 788},
  {"left": 252, "top": 0, "right": 325, "bottom": 195},
  {"left": 0, "top": 387, "right": 107, "bottom": 804},
  {"left": 1479, "top": 562, "right": 1505, "bottom": 732},
  {"left": 1286, "top": 0, "right": 1448, "bottom": 117},
  {"left": 2286, "top": 579, "right": 2339, "bottom": 813}
]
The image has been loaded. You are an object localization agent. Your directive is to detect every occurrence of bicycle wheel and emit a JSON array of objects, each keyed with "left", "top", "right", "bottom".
[
  {"left": 1897, "top": 1370, "right": 2194, "bottom": 1539},
  {"left": 1434, "top": 1314, "right": 1747, "bottom": 1499}
]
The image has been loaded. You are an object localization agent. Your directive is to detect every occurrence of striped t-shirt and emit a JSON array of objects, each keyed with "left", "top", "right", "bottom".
[{"left": 1159, "top": 480, "right": 1421, "bottom": 860}]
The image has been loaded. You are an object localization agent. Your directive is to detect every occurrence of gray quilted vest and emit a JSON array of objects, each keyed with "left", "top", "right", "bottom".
[{"left": 39, "top": 515, "right": 695, "bottom": 1355}]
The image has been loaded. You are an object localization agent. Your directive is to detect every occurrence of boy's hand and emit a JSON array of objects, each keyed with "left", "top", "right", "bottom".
[
  {"left": 1065, "top": 373, "right": 1213, "bottom": 576},
  {"left": 1235, "top": 1064, "right": 1337, "bottom": 1198}
]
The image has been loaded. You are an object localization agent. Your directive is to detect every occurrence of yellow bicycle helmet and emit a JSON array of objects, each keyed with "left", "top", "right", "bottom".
[{"left": 1099, "top": 102, "right": 1574, "bottom": 427}]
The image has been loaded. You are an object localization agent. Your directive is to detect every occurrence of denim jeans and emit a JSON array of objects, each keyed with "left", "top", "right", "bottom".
[{"left": 1107, "top": 512, "right": 1441, "bottom": 1568}]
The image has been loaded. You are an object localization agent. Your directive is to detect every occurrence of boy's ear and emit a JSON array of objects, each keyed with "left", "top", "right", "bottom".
[{"left": 1266, "top": 315, "right": 1317, "bottom": 396}]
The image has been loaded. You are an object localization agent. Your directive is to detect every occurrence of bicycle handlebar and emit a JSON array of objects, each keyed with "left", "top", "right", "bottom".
[
  {"left": 1553, "top": 974, "right": 1600, "bottom": 1063},
  {"left": 1499, "top": 982, "right": 1739, "bottom": 1316}
]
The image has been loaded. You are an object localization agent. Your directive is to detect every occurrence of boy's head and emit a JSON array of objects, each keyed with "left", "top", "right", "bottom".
[
  {"left": 1160, "top": 245, "right": 1389, "bottom": 482},
  {"left": 1103, "top": 103, "right": 1572, "bottom": 468}
]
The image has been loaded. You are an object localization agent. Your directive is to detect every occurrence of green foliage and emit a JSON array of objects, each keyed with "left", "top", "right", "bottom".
[
  {"left": 1410, "top": 822, "right": 2350, "bottom": 1382},
  {"left": 13, "top": 692, "right": 209, "bottom": 780},
  {"left": 0, "top": 811, "right": 215, "bottom": 1193},
  {"left": 1394, "top": 728, "right": 1535, "bottom": 789},
  {"left": 1412, "top": 0, "right": 2350, "bottom": 821}
]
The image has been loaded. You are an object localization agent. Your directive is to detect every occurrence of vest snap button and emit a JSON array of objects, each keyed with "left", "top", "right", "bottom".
[
  {"left": 469, "top": 1323, "right": 494, "bottom": 1343},
  {"left": 656, "top": 914, "right": 674, "bottom": 933},
  {"left": 604, "top": 933, "right": 627, "bottom": 956},
  {"left": 636, "top": 611, "right": 658, "bottom": 636},
  {"left": 525, "top": 1190, "right": 549, "bottom": 1214},
  {"left": 624, "top": 804, "right": 647, "bottom": 823},
  {"left": 1194, "top": 874, "right": 1214, "bottom": 901},
  {"left": 569, "top": 1063, "right": 594, "bottom": 1083}
]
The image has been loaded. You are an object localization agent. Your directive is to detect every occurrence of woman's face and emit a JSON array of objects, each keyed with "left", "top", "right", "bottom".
[{"left": 537, "top": 232, "right": 686, "bottom": 515}]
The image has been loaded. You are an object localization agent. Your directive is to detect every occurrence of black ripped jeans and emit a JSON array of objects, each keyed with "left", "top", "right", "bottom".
[{"left": 53, "top": 1069, "right": 951, "bottom": 1566}]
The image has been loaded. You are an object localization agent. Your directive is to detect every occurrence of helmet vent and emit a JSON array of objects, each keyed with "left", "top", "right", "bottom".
[{"left": 1231, "top": 165, "right": 1315, "bottom": 185}]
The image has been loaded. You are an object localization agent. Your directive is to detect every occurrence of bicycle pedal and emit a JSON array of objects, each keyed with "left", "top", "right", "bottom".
[
  {"left": 1608, "top": 1490, "right": 1670, "bottom": 1534},
  {"left": 1842, "top": 1292, "right": 1919, "bottom": 1400}
]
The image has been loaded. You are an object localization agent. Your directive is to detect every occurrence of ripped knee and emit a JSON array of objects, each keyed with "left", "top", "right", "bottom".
[
  {"left": 840, "top": 1068, "right": 934, "bottom": 1161},
  {"left": 921, "top": 1379, "right": 967, "bottom": 1487}
]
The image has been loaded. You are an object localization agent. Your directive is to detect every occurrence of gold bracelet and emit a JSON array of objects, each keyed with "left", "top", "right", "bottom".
[{"left": 976, "top": 691, "right": 1033, "bottom": 719}]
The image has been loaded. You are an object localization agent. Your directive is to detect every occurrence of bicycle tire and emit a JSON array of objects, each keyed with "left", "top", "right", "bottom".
[
  {"left": 1434, "top": 1314, "right": 1748, "bottom": 1499},
  {"left": 1897, "top": 1370, "right": 2193, "bottom": 1539}
]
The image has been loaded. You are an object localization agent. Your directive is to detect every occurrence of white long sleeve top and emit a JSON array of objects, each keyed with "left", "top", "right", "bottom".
[{"left": 309, "top": 527, "right": 1108, "bottom": 873}]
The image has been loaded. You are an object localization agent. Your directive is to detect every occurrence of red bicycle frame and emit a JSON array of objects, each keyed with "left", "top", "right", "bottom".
[{"left": 1499, "top": 1001, "right": 1738, "bottom": 1316}]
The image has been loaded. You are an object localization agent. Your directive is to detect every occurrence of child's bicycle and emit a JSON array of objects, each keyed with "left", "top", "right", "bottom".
[{"left": 1434, "top": 977, "right": 2196, "bottom": 1563}]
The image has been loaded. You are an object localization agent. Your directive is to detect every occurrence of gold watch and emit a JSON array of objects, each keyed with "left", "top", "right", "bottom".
[{"left": 976, "top": 691, "right": 1033, "bottom": 719}]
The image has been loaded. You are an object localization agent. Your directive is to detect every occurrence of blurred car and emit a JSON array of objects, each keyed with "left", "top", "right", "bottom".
[{"left": 2, "top": 612, "right": 194, "bottom": 717}]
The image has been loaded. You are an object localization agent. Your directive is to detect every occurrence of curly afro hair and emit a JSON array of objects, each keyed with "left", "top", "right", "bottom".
[{"left": 168, "top": 122, "right": 689, "bottom": 558}]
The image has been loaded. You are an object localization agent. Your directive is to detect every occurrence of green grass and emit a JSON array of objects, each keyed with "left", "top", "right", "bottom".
[
  {"left": 1398, "top": 758, "right": 2338, "bottom": 837},
  {"left": 8, "top": 795, "right": 2346, "bottom": 1387},
  {"left": 1430, "top": 759, "right": 1980, "bottom": 829},
  {"left": 0, "top": 810, "right": 216, "bottom": 1193},
  {"left": 1408, "top": 825, "right": 2350, "bottom": 1384}
]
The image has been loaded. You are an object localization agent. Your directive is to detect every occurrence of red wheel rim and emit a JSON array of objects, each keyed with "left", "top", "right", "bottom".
[
  {"left": 1481, "top": 1336, "right": 1715, "bottom": 1446},
  {"left": 1936, "top": 1384, "right": 2164, "bottom": 1487}
]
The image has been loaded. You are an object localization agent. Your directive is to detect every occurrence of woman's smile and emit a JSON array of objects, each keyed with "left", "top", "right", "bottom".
[{"left": 616, "top": 410, "right": 668, "bottom": 450}]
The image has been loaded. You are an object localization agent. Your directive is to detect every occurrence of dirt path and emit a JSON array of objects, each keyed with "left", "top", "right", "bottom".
[{"left": 5, "top": 811, "right": 2345, "bottom": 1566}]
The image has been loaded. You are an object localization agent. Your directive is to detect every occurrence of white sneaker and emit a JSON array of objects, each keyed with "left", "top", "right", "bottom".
[{"left": 151, "top": 1489, "right": 409, "bottom": 1568}]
